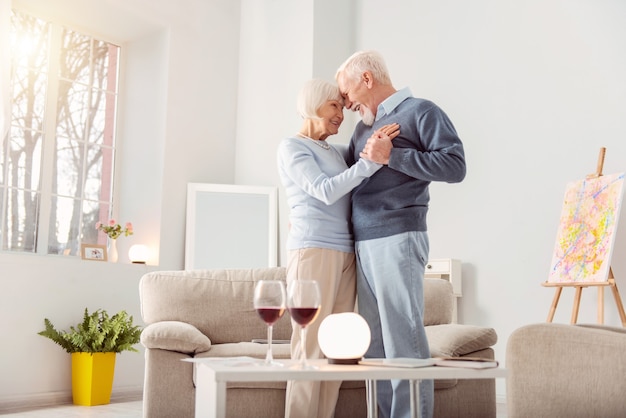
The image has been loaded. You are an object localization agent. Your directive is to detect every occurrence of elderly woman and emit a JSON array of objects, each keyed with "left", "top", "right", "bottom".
[{"left": 277, "top": 78, "right": 398, "bottom": 418}]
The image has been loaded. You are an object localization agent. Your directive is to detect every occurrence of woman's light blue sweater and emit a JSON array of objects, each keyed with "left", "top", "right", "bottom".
[{"left": 277, "top": 137, "right": 381, "bottom": 253}]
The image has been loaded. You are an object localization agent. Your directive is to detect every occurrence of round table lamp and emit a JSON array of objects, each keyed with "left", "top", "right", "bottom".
[
  {"left": 318, "top": 312, "right": 371, "bottom": 364},
  {"left": 128, "top": 244, "right": 149, "bottom": 264}
]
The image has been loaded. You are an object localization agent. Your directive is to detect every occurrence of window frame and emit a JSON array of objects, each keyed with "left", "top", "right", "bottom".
[{"left": 2, "top": 7, "right": 123, "bottom": 256}]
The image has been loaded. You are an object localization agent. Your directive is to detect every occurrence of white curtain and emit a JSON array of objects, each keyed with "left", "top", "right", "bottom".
[{"left": 0, "top": 0, "right": 10, "bottom": 141}]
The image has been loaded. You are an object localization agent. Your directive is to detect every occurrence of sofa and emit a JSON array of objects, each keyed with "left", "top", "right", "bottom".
[
  {"left": 139, "top": 267, "right": 498, "bottom": 418},
  {"left": 506, "top": 322, "right": 626, "bottom": 418}
]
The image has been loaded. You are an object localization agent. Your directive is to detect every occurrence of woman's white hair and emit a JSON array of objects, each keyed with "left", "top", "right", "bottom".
[
  {"left": 297, "top": 78, "right": 343, "bottom": 120},
  {"left": 336, "top": 50, "right": 392, "bottom": 86}
]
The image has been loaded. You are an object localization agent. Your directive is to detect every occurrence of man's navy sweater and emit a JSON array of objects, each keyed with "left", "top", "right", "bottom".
[{"left": 347, "top": 94, "right": 466, "bottom": 242}]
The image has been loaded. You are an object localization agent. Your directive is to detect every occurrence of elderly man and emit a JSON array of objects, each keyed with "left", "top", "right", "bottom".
[{"left": 336, "top": 51, "right": 466, "bottom": 418}]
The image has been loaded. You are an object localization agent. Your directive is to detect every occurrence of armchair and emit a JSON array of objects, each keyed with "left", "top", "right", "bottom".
[{"left": 506, "top": 323, "right": 626, "bottom": 417}]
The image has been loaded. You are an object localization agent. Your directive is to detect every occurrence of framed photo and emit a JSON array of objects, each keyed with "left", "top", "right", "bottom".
[
  {"left": 81, "top": 243, "right": 108, "bottom": 261},
  {"left": 185, "top": 183, "right": 277, "bottom": 270}
]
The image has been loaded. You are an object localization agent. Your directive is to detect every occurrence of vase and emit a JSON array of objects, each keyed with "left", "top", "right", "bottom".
[
  {"left": 71, "top": 352, "right": 116, "bottom": 406},
  {"left": 108, "top": 239, "right": 118, "bottom": 263}
]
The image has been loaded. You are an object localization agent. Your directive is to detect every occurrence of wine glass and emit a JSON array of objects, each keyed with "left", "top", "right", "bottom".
[
  {"left": 286, "top": 280, "right": 321, "bottom": 370},
  {"left": 253, "top": 280, "right": 286, "bottom": 366}
]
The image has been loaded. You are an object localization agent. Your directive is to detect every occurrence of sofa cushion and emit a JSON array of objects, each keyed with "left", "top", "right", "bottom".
[
  {"left": 423, "top": 278, "right": 453, "bottom": 325},
  {"left": 426, "top": 324, "right": 497, "bottom": 357},
  {"left": 141, "top": 321, "right": 211, "bottom": 354},
  {"left": 139, "top": 267, "right": 292, "bottom": 344}
]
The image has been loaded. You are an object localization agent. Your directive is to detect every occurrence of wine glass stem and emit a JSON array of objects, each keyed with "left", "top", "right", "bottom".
[
  {"left": 266, "top": 325, "right": 274, "bottom": 364},
  {"left": 300, "top": 326, "right": 307, "bottom": 367}
]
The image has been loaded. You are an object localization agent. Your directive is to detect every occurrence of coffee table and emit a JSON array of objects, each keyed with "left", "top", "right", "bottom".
[{"left": 185, "top": 357, "right": 507, "bottom": 418}]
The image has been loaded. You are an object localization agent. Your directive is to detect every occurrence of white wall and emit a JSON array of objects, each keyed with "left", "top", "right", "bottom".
[
  {"left": 352, "top": 0, "right": 626, "bottom": 398},
  {"left": 0, "top": 0, "right": 241, "bottom": 408},
  {"left": 234, "top": 0, "right": 626, "bottom": 401},
  {"left": 235, "top": 0, "right": 357, "bottom": 263},
  {"left": 0, "top": 254, "right": 158, "bottom": 408},
  {"left": 2, "top": 0, "right": 626, "bottom": 407}
]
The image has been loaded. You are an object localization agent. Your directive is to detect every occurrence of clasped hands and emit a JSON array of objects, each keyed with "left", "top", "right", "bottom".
[{"left": 359, "top": 123, "right": 399, "bottom": 165}]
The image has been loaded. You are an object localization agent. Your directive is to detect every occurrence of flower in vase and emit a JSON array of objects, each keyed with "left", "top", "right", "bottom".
[{"left": 96, "top": 219, "right": 134, "bottom": 240}]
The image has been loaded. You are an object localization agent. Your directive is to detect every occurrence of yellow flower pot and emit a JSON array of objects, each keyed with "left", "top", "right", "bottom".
[{"left": 71, "top": 352, "right": 116, "bottom": 406}]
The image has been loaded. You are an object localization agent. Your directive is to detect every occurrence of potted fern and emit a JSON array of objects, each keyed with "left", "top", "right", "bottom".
[{"left": 38, "top": 308, "right": 142, "bottom": 406}]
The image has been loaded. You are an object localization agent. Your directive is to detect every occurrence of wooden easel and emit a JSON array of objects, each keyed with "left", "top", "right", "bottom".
[{"left": 542, "top": 147, "right": 626, "bottom": 326}]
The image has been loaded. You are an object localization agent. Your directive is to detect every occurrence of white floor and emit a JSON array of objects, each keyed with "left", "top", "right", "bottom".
[
  {"left": 0, "top": 401, "right": 142, "bottom": 418},
  {"left": 1, "top": 400, "right": 507, "bottom": 417}
]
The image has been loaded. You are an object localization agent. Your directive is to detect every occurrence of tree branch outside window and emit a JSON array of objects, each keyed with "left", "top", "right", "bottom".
[{"left": 1, "top": 10, "right": 120, "bottom": 256}]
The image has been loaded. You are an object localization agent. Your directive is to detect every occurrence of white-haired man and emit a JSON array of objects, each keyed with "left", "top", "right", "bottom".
[{"left": 336, "top": 51, "right": 466, "bottom": 418}]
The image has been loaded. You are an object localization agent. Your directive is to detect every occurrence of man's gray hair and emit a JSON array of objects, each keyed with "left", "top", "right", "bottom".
[
  {"left": 336, "top": 50, "right": 392, "bottom": 86},
  {"left": 297, "top": 78, "right": 343, "bottom": 120}
]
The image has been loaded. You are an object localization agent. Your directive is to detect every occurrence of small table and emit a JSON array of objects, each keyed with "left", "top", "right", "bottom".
[{"left": 185, "top": 358, "right": 507, "bottom": 418}]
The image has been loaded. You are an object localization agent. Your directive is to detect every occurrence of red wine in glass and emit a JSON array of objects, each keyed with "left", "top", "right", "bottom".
[
  {"left": 286, "top": 280, "right": 321, "bottom": 369},
  {"left": 288, "top": 307, "right": 320, "bottom": 326},
  {"left": 256, "top": 307, "right": 286, "bottom": 325},
  {"left": 253, "top": 280, "right": 286, "bottom": 366}
]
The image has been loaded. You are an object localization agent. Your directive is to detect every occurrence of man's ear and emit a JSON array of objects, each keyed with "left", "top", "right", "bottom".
[{"left": 362, "top": 71, "right": 374, "bottom": 88}]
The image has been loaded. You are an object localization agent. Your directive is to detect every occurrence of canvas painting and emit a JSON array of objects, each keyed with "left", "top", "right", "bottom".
[{"left": 548, "top": 172, "right": 625, "bottom": 283}]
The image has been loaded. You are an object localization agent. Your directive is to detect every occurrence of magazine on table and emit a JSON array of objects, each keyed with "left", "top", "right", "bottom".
[
  {"left": 434, "top": 356, "right": 499, "bottom": 369},
  {"left": 359, "top": 358, "right": 436, "bottom": 368}
]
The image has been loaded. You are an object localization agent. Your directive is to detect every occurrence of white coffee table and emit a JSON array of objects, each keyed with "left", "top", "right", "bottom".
[{"left": 185, "top": 357, "right": 507, "bottom": 418}]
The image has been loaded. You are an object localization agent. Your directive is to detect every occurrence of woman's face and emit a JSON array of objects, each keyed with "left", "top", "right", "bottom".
[{"left": 315, "top": 99, "right": 344, "bottom": 136}]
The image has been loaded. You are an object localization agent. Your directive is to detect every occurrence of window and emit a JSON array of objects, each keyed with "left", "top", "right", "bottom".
[{"left": 1, "top": 9, "right": 120, "bottom": 256}]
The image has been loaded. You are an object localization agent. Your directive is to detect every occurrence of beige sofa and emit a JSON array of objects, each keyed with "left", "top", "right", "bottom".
[
  {"left": 139, "top": 267, "right": 498, "bottom": 418},
  {"left": 506, "top": 323, "right": 626, "bottom": 418}
]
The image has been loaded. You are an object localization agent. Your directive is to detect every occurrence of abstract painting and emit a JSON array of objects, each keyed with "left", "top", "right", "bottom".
[{"left": 548, "top": 172, "right": 625, "bottom": 283}]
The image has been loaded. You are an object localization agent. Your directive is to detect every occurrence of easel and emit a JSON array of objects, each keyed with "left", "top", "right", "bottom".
[{"left": 542, "top": 147, "right": 626, "bottom": 326}]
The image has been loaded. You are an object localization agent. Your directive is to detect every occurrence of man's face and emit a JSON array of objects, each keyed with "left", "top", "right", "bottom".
[{"left": 337, "top": 72, "right": 376, "bottom": 126}]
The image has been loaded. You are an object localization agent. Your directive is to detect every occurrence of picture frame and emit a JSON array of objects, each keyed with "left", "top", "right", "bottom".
[
  {"left": 81, "top": 243, "right": 108, "bottom": 262},
  {"left": 185, "top": 183, "right": 278, "bottom": 270}
]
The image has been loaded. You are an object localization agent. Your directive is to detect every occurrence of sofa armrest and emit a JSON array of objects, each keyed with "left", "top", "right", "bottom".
[
  {"left": 506, "top": 323, "right": 626, "bottom": 417},
  {"left": 426, "top": 324, "right": 497, "bottom": 357},
  {"left": 141, "top": 321, "right": 211, "bottom": 355}
]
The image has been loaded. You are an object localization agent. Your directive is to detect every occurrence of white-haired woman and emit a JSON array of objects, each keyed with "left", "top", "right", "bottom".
[{"left": 277, "top": 78, "right": 398, "bottom": 418}]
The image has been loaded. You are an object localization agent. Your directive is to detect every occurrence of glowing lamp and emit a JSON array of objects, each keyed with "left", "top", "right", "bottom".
[
  {"left": 318, "top": 312, "right": 371, "bottom": 364},
  {"left": 128, "top": 244, "right": 149, "bottom": 264}
]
